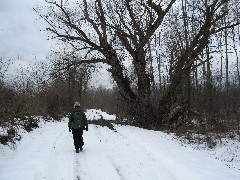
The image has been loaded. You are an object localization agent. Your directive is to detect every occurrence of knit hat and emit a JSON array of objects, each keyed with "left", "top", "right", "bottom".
[{"left": 74, "top": 102, "right": 80, "bottom": 108}]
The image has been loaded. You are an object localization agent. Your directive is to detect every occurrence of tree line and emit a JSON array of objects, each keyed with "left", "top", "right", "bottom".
[{"left": 1, "top": 0, "right": 240, "bottom": 135}]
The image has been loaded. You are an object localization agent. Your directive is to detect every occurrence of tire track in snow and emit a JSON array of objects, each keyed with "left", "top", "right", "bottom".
[
  {"left": 47, "top": 121, "right": 75, "bottom": 180},
  {"left": 74, "top": 149, "right": 89, "bottom": 180},
  {"left": 115, "top": 126, "right": 207, "bottom": 180},
  {"left": 47, "top": 123, "right": 66, "bottom": 179},
  {"left": 73, "top": 125, "right": 122, "bottom": 180},
  {"left": 93, "top": 125, "right": 125, "bottom": 180},
  {"left": 74, "top": 152, "right": 81, "bottom": 180},
  {"left": 94, "top": 124, "right": 177, "bottom": 180},
  {"left": 115, "top": 127, "right": 178, "bottom": 180}
]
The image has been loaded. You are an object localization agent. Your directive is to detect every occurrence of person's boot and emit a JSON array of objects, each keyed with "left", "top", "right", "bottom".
[
  {"left": 76, "top": 149, "right": 79, "bottom": 153},
  {"left": 80, "top": 147, "right": 83, "bottom": 151}
]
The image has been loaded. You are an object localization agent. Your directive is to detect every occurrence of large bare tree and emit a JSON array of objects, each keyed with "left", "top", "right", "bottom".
[{"left": 36, "top": 0, "right": 240, "bottom": 128}]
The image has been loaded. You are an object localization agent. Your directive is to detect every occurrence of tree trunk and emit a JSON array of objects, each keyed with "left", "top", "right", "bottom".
[
  {"left": 158, "top": 55, "right": 186, "bottom": 127},
  {"left": 40, "top": 0, "right": 240, "bottom": 129},
  {"left": 224, "top": 17, "right": 230, "bottom": 116},
  {"left": 206, "top": 45, "right": 213, "bottom": 114}
]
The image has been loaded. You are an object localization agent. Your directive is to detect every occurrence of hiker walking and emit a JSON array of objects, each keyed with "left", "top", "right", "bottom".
[{"left": 68, "top": 102, "right": 88, "bottom": 153}]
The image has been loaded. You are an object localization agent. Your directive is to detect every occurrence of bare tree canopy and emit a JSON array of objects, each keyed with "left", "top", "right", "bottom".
[{"left": 35, "top": 0, "right": 240, "bottom": 128}]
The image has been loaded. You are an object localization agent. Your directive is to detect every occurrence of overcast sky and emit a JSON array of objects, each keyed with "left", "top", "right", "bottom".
[
  {"left": 0, "top": 0, "right": 112, "bottom": 88},
  {"left": 0, "top": 0, "right": 54, "bottom": 63},
  {"left": 1, "top": 0, "right": 238, "bottom": 88}
]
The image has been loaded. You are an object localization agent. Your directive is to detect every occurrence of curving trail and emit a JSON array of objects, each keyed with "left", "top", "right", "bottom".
[{"left": 0, "top": 118, "right": 240, "bottom": 180}]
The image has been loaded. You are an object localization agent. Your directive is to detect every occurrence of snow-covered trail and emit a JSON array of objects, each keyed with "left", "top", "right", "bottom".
[
  {"left": 0, "top": 119, "right": 75, "bottom": 180},
  {"left": 0, "top": 119, "right": 240, "bottom": 180}
]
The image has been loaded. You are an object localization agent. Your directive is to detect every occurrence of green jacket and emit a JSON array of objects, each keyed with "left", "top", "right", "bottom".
[{"left": 68, "top": 109, "right": 88, "bottom": 129}]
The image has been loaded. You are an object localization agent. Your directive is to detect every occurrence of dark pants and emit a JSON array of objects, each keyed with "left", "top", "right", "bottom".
[{"left": 72, "top": 129, "right": 84, "bottom": 150}]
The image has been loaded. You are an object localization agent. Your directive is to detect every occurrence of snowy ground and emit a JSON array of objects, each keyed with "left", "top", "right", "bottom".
[
  {"left": 0, "top": 112, "right": 240, "bottom": 180},
  {"left": 85, "top": 109, "right": 116, "bottom": 121}
]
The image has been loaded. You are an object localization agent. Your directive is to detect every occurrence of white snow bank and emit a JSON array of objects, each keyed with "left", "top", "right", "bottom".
[
  {"left": 0, "top": 116, "right": 240, "bottom": 180},
  {"left": 1, "top": 110, "right": 240, "bottom": 180},
  {"left": 0, "top": 117, "right": 71, "bottom": 180},
  {"left": 85, "top": 109, "right": 116, "bottom": 121},
  {"left": 0, "top": 128, "right": 7, "bottom": 136},
  {"left": 209, "top": 138, "right": 240, "bottom": 170},
  {"left": 175, "top": 133, "right": 240, "bottom": 171}
]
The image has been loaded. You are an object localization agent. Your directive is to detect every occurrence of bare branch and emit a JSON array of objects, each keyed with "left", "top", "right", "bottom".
[
  {"left": 137, "top": 0, "right": 176, "bottom": 49},
  {"left": 211, "top": 22, "right": 240, "bottom": 34},
  {"left": 33, "top": 7, "right": 58, "bottom": 33},
  {"left": 125, "top": 0, "right": 144, "bottom": 38},
  {"left": 83, "top": 0, "right": 103, "bottom": 42},
  {"left": 55, "top": 58, "right": 108, "bottom": 72},
  {"left": 96, "top": 0, "right": 108, "bottom": 45}
]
